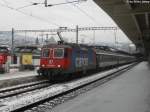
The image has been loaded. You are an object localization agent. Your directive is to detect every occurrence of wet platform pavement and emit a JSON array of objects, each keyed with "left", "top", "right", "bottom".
[{"left": 52, "top": 62, "right": 150, "bottom": 112}]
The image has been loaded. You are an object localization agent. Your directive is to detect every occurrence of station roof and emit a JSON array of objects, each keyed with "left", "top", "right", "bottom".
[{"left": 94, "top": 0, "right": 150, "bottom": 54}]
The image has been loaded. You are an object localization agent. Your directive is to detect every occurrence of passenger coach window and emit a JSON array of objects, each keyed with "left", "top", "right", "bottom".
[
  {"left": 54, "top": 48, "right": 64, "bottom": 58},
  {"left": 42, "top": 49, "right": 50, "bottom": 57}
]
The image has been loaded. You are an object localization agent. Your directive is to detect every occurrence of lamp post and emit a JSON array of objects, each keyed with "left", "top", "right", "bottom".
[
  {"left": 11, "top": 28, "right": 15, "bottom": 64},
  {"left": 76, "top": 25, "right": 79, "bottom": 44}
]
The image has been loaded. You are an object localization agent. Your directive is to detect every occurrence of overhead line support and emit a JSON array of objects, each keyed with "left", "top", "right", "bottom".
[{"left": 14, "top": 27, "right": 118, "bottom": 33}]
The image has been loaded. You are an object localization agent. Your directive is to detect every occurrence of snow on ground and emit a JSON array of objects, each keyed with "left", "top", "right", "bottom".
[{"left": 0, "top": 68, "right": 38, "bottom": 81}]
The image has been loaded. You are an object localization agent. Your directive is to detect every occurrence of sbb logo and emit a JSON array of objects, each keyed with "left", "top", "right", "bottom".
[{"left": 49, "top": 60, "right": 53, "bottom": 64}]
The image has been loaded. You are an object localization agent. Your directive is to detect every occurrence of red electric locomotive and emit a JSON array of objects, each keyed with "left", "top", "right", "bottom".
[
  {"left": 38, "top": 43, "right": 96, "bottom": 80},
  {"left": 0, "top": 46, "right": 9, "bottom": 73}
]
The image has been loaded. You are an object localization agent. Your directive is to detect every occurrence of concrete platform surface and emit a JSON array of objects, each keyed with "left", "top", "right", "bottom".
[
  {"left": 0, "top": 69, "right": 38, "bottom": 81},
  {"left": 0, "top": 69, "right": 39, "bottom": 88},
  {"left": 52, "top": 62, "right": 150, "bottom": 112}
]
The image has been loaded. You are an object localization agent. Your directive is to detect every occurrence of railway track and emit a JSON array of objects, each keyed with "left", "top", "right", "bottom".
[
  {"left": 0, "top": 80, "right": 50, "bottom": 99},
  {"left": 0, "top": 63, "right": 137, "bottom": 112}
]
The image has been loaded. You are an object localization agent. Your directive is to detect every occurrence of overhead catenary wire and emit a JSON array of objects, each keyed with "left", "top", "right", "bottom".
[
  {"left": 75, "top": 3, "right": 118, "bottom": 44},
  {"left": 74, "top": 5, "right": 99, "bottom": 26},
  {"left": 16, "top": 4, "right": 37, "bottom": 10},
  {"left": 32, "top": 0, "right": 87, "bottom": 7},
  {"left": 0, "top": 0, "right": 118, "bottom": 39},
  {"left": 16, "top": 2, "right": 45, "bottom": 10},
  {"left": 66, "top": 1, "right": 116, "bottom": 28},
  {"left": 66, "top": 1, "right": 115, "bottom": 44},
  {"left": 0, "top": 0, "right": 99, "bottom": 27},
  {"left": 0, "top": 2, "right": 60, "bottom": 27},
  {"left": 14, "top": 27, "right": 117, "bottom": 33},
  {"left": 66, "top": 0, "right": 102, "bottom": 26},
  {"left": 46, "top": 1, "right": 81, "bottom": 7},
  {"left": 17, "top": 0, "right": 82, "bottom": 9}
]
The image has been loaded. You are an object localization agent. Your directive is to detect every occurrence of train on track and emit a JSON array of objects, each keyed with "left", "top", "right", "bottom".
[
  {"left": 0, "top": 46, "right": 10, "bottom": 73},
  {"left": 14, "top": 45, "right": 41, "bottom": 70},
  {"left": 37, "top": 43, "right": 136, "bottom": 81}
]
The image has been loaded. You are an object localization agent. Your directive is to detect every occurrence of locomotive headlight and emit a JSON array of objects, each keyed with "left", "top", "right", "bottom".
[
  {"left": 42, "top": 64, "right": 45, "bottom": 67},
  {"left": 57, "top": 65, "right": 61, "bottom": 68}
]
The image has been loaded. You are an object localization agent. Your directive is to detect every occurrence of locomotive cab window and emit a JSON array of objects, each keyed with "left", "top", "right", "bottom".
[
  {"left": 54, "top": 48, "right": 64, "bottom": 58},
  {"left": 42, "top": 49, "right": 50, "bottom": 57}
]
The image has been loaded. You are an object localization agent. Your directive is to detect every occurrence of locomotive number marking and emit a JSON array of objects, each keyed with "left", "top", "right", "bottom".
[
  {"left": 75, "top": 58, "right": 88, "bottom": 67},
  {"left": 49, "top": 60, "right": 53, "bottom": 64}
]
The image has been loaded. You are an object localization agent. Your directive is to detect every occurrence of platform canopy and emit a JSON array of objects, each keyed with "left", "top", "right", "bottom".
[{"left": 94, "top": 0, "right": 150, "bottom": 55}]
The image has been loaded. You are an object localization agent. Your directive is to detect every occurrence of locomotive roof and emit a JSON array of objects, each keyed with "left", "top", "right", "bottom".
[
  {"left": 43, "top": 43, "right": 91, "bottom": 50},
  {"left": 43, "top": 44, "right": 71, "bottom": 48}
]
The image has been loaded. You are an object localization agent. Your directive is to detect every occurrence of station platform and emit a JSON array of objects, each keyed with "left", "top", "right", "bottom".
[
  {"left": 0, "top": 69, "right": 37, "bottom": 81},
  {"left": 0, "top": 69, "right": 40, "bottom": 88},
  {"left": 52, "top": 61, "right": 150, "bottom": 112}
]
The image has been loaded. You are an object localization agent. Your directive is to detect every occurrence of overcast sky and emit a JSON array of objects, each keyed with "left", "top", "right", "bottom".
[{"left": 0, "top": 0, "right": 132, "bottom": 44}]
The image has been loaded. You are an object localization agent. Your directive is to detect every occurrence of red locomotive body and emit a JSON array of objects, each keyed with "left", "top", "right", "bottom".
[
  {"left": 0, "top": 54, "right": 7, "bottom": 64},
  {"left": 38, "top": 43, "right": 96, "bottom": 80},
  {"left": 40, "top": 47, "right": 71, "bottom": 69},
  {"left": 0, "top": 46, "right": 9, "bottom": 73}
]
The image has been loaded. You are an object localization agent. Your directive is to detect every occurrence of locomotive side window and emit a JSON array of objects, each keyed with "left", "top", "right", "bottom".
[
  {"left": 54, "top": 48, "right": 64, "bottom": 58},
  {"left": 42, "top": 49, "right": 50, "bottom": 57}
]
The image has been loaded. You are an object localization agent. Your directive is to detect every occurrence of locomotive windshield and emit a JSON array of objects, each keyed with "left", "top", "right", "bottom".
[
  {"left": 42, "top": 49, "right": 50, "bottom": 57},
  {"left": 54, "top": 48, "right": 64, "bottom": 58}
]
